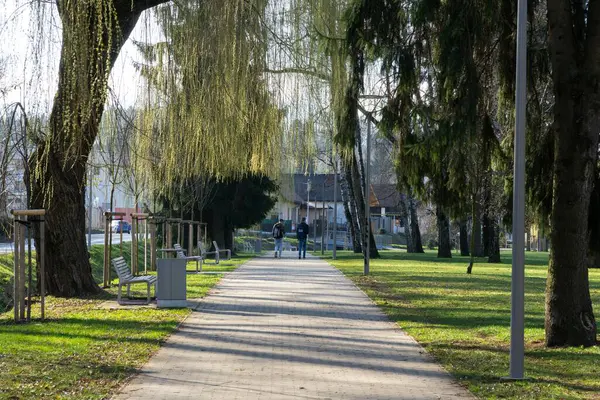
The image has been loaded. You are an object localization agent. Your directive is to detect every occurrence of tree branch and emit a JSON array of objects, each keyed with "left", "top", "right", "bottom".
[{"left": 264, "top": 67, "right": 330, "bottom": 82}]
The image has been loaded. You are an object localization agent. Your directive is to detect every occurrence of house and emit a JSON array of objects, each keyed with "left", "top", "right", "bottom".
[
  {"left": 273, "top": 174, "right": 344, "bottom": 231},
  {"left": 272, "top": 174, "right": 405, "bottom": 234},
  {"left": 370, "top": 184, "right": 406, "bottom": 234}
]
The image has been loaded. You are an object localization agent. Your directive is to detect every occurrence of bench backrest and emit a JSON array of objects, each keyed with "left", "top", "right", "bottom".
[
  {"left": 173, "top": 243, "right": 186, "bottom": 258},
  {"left": 212, "top": 241, "right": 220, "bottom": 251},
  {"left": 199, "top": 241, "right": 208, "bottom": 255},
  {"left": 112, "top": 257, "right": 133, "bottom": 280}
]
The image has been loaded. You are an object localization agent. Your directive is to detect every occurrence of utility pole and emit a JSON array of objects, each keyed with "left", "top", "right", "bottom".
[
  {"left": 307, "top": 179, "right": 311, "bottom": 250},
  {"left": 333, "top": 159, "right": 338, "bottom": 259},
  {"left": 321, "top": 181, "right": 325, "bottom": 254},
  {"left": 364, "top": 115, "right": 371, "bottom": 275}
]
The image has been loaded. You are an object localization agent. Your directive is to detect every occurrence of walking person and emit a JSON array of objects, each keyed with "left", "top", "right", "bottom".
[
  {"left": 297, "top": 217, "right": 309, "bottom": 259},
  {"left": 272, "top": 219, "right": 285, "bottom": 258}
]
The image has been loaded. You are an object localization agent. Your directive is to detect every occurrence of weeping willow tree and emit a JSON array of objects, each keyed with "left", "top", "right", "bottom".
[
  {"left": 134, "top": 1, "right": 282, "bottom": 193},
  {"left": 24, "top": 0, "right": 285, "bottom": 296},
  {"left": 24, "top": 0, "right": 171, "bottom": 296}
]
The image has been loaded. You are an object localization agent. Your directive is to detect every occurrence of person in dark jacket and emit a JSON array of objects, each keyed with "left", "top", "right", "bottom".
[
  {"left": 272, "top": 219, "right": 285, "bottom": 258},
  {"left": 296, "top": 217, "right": 309, "bottom": 259}
]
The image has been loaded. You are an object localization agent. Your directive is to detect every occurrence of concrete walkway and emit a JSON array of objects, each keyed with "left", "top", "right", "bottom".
[{"left": 114, "top": 253, "right": 474, "bottom": 400}]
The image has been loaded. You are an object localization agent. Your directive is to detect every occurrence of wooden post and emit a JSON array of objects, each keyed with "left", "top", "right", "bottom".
[
  {"left": 131, "top": 215, "right": 137, "bottom": 274},
  {"left": 27, "top": 223, "right": 32, "bottom": 322},
  {"left": 13, "top": 217, "right": 20, "bottom": 322},
  {"left": 103, "top": 214, "right": 110, "bottom": 287},
  {"left": 119, "top": 219, "right": 123, "bottom": 257},
  {"left": 40, "top": 218, "right": 45, "bottom": 320},
  {"left": 19, "top": 222, "right": 26, "bottom": 320},
  {"left": 196, "top": 223, "right": 201, "bottom": 256},
  {"left": 144, "top": 218, "right": 148, "bottom": 274},
  {"left": 188, "top": 222, "right": 193, "bottom": 256},
  {"left": 166, "top": 220, "right": 172, "bottom": 249},
  {"left": 150, "top": 221, "right": 157, "bottom": 271}
]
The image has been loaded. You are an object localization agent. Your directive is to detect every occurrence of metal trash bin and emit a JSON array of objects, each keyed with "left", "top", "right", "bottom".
[
  {"left": 157, "top": 258, "right": 187, "bottom": 308},
  {"left": 254, "top": 238, "right": 262, "bottom": 253}
]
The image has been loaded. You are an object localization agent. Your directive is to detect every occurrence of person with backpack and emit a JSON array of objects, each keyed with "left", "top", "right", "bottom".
[
  {"left": 272, "top": 219, "right": 285, "bottom": 258},
  {"left": 296, "top": 217, "right": 309, "bottom": 259}
]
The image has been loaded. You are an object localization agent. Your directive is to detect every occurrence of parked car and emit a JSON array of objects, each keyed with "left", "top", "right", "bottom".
[{"left": 111, "top": 220, "right": 131, "bottom": 234}]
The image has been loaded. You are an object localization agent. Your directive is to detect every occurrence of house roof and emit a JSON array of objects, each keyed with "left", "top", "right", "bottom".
[
  {"left": 279, "top": 174, "right": 403, "bottom": 208},
  {"left": 371, "top": 184, "right": 405, "bottom": 208}
]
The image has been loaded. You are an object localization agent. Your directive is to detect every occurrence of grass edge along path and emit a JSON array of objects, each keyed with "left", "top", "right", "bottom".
[
  {"left": 0, "top": 245, "right": 254, "bottom": 400},
  {"left": 323, "top": 250, "right": 600, "bottom": 400}
]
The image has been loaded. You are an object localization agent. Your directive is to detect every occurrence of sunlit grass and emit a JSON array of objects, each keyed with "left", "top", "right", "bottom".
[
  {"left": 0, "top": 243, "right": 252, "bottom": 399},
  {"left": 324, "top": 250, "right": 600, "bottom": 399}
]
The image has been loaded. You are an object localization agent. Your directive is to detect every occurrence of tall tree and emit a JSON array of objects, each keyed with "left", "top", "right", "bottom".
[
  {"left": 544, "top": 0, "right": 599, "bottom": 347},
  {"left": 27, "top": 0, "right": 169, "bottom": 296}
]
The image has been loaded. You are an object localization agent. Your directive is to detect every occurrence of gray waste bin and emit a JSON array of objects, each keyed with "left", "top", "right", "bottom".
[
  {"left": 254, "top": 238, "right": 262, "bottom": 253},
  {"left": 157, "top": 258, "right": 187, "bottom": 308}
]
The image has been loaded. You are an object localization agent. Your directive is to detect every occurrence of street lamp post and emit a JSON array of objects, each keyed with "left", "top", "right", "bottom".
[
  {"left": 509, "top": 0, "right": 527, "bottom": 380},
  {"left": 364, "top": 115, "right": 371, "bottom": 275}
]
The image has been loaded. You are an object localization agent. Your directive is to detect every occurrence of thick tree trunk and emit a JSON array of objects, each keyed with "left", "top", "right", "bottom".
[
  {"left": 350, "top": 151, "right": 379, "bottom": 259},
  {"left": 437, "top": 205, "right": 452, "bottom": 258},
  {"left": 460, "top": 219, "right": 470, "bottom": 256},
  {"left": 409, "top": 197, "right": 424, "bottom": 253},
  {"left": 342, "top": 164, "right": 362, "bottom": 253},
  {"left": 482, "top": 213, "right": 491, "bottom": 257},
  {"left": 27, "top": 0, "right": 169, "bottom": 297},
  {"left": 545, "top": 0, "right": 599, "bottom": 347},
  {"left": 400, "top": 194, "right": 414, "bottom": 252},
  {"left": 472, "top": 200, "right": 484, "bottom": 257},
  {"left": 487, "top": 218, "right": 501, "bottom": 263}
]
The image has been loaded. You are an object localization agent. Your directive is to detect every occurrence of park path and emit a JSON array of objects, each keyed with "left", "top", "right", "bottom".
[{"left": 113, "top": 252, "right": 474, "bottom": 400}]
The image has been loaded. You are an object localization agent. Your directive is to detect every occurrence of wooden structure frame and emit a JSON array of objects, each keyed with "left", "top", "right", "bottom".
[
  {"left": 131, "top": 213, "right": 149, "bottom": 274},
  {"left": 103, "top": 211, "right": 126, "bottom": 288},
  {"left": 11, "top": 209, "right": 46, "bottom": 322},
  {"left": 148, "top": 216, "right": 164, "bottom": 271},
  {"left": 196, "top": 222, "right": 208, "bottom": 256},
  {"left": 165, "top": 218, "right": 182, "bottom": 250}
]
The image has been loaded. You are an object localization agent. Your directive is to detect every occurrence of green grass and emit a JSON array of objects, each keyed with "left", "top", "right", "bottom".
[
  {"left": 0, "top": 243, "right": 252, "bottom": 399},
  {"left": 322, "top": 250, "right": 600, "bottom": 400}
]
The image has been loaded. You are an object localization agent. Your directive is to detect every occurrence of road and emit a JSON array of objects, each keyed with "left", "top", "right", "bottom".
[{"left": 0, "top": 233, "right": 132, "bottom": 253}]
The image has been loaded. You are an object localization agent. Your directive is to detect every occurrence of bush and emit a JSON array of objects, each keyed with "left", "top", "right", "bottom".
[
  {"left": 378, "top": 228, "right": 387, "bottom": 234},
  {"left": 427, "top": 238, "right": 437, "bottom": 250}
]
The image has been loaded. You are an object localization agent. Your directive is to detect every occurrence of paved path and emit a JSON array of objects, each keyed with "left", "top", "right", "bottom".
[{"left": 114, "top": 253, "right": 473, "bottom": 400}]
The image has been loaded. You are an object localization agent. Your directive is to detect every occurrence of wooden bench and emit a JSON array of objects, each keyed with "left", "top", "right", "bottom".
[
  {"left": 173, "top": 243, "right": 204, "bottom": 272},
  {"left": 111, "top": 256, "right": 157, "bottom": 304},
  {"left": 212, "top": 241, "right": 231, "bottom": 261}
]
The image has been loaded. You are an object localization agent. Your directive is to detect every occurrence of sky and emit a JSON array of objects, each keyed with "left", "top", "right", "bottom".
[
  {"left": 0, "top": 0, "right": 160, "bottom": 113},
  {"left": 0, "top": 0, "right": 385, "bottom": 136}
]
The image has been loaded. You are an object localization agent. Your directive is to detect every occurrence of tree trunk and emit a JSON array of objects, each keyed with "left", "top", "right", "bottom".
[
  {"left": 350, "top": 150, "right": 379, "bottom": 259},
  {"left": 460, "top": 219, "right": 470, "bottom": 256},
  {"left": 545, "top": 0, "right": 599, "bottom": 347},
  {"left": 437, "top": 205, "right": 452, "bottom": 258},
  {"left": 487, "top": 218, "right": 501, "bottom": 263},
  {"left": 27, "top": 0, "right": 168, "bottom": 296},
  {"left": 342, "top": 163, "right": 362, "bottom": 253},
  {"left": 409, "top": 197, "right": 424, "bottom": 253},
  {"left": 473, "top": 200, "right": 483, "bottom": 257},
  {"left": 482, "top": 213, "right": 491, "bottom": 257},
  {"left": 400, "top": 194, "right": 414, "bottom": 252}
]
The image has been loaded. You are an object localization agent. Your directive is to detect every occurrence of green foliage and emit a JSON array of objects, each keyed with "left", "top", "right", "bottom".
[
  {"left": 134, "top": 0, "right": 283, "bottom": 199},
  {"left": 327, "top": 250, "right": 600, "bottom": 399}
]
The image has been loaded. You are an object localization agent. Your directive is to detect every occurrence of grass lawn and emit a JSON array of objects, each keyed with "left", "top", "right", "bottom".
[
  {"left": 323, "top": 250, "right": 600, "bottom": 399},
  {"left": 0, "top": 243, "right": 252, "bottom": 399}
]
